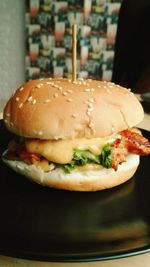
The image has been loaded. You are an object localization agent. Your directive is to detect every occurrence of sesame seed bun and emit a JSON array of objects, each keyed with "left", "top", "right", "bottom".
[
  {"left": 3, "top": 78, "right": 144, "bottom": 140},
  {"left": 2, "top": 153, "right": 139, "bottom": 191}
]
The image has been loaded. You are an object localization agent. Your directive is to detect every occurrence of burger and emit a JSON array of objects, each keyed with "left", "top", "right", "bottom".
[{"left": 2, "top": 78, "right": 150, "bottom": 191}]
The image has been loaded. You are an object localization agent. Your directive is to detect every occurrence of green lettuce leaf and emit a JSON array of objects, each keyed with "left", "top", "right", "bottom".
[
  {"left": 61, "top": 161, "right": 75, "bottom": 173},
  {"left": 99, "top": 144, "right": 112, "bottom": 168},
  {"left": 60, "top": 144, "right": 112, "bottom": 173},
  {"left": 73, "top": 149, "right": 100, "bottom": 165}
]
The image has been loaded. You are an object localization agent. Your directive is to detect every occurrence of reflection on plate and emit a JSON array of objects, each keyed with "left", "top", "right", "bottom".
[
  {"left": 141, "top": 93, "right": 150, "bottom": 103},
  {"left": 141, "top": 93, "right": 150, "bottom": 113},
  {"left": 0, "top": 120, "right": 150, "bottom": 262}
]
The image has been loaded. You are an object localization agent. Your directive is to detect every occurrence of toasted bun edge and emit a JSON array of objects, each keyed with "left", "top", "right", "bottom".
[{"left": 2, "top": 154, "right": 139, "bottom": 191}]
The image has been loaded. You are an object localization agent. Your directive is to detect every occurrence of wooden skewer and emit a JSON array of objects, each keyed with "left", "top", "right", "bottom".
[{"left": 72, "top": 24, "right": 77, "bottom": 82}]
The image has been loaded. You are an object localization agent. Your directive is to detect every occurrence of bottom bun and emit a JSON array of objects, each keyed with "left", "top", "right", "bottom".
[{"left": 2, "top": 153, "right": 139, "bottom": 191}]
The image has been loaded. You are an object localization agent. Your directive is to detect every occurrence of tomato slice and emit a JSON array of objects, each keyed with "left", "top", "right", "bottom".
[{"left": 5, "top": 144, "right": 40, "bottom": 163}]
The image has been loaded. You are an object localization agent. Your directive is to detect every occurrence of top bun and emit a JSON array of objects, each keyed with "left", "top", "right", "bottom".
[{"left": 3, "top": 78, "right": 144, "bottom": 140}]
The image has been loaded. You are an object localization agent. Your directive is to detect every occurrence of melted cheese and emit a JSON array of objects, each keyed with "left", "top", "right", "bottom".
[{"left": 25, "top": 136, "right": 118, "bottom": 164}]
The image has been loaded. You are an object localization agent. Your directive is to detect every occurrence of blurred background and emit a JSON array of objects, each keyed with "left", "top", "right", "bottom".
[
  {"left": 0, "top": 1, "right": 25, "bottom": 103},
  {"left": 0, "top": 0, "right": 150, "bottom": 110},
  {"left": 0, "top": 0, "right": 121, "bottom": 105},
  {"left": 25, "top": 0, "right": 121, "bottom": 82}
]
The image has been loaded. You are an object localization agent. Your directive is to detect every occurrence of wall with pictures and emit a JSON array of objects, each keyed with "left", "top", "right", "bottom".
[{"left": 26, "top": 0, "right": 122, "bottom": 81}]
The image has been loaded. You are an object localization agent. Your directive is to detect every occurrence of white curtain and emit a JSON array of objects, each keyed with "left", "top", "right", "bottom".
[{"left": 0, "top": 0, "right": 25, "bottom": 101}]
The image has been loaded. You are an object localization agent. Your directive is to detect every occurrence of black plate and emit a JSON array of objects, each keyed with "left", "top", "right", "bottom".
[{"left": 0, "top": 120, "right": 150, "bottom": 262}]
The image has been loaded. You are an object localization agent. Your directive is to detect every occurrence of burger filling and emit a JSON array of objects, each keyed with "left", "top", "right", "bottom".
[{"left": 4, "top": 128, "right": 150, "bottom": 173}]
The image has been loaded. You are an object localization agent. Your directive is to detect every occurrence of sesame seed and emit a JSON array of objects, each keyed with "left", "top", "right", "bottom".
[
  {"left": 84, "top": 88, "right": 91, "bottom": 92},
  {"left": 53, "top": 84, "right": 59, "bottom": 88},
  {"left": 67, "top": 98, "right": 72, "bottom": 102},
  {"left": 4, "top": 119, "right": 8, "bottom": 123},
  {"left": 89, "top": 122, "right": 94, "bottom": 128},
  {"left": 67, "top": 89, "right": 73, "bottom": 93},
  {"left": 88, "top": 103, "right": 93, "bottom": 108},
  {"left": 32, "top": 99, "right": 36, "bottom": 104},
  {"left": 78, "top": 78, "right": 84, "bottom": 81},
  {"left": 28, "top": 96, "right": 33, "bottom": 102},
  {"left": 54, "top": 93, "right": 58, "bottom": 98},
  {"left": 87, "top": 111, "right": 91, "bottom": 116},
  {"left": 19, "top": 103, "right": 23, "bottom": 108},
  {"left": 88, "top": 98, "right": 94, "bottom": 103},
  {"left": 6, "top": 113, "right": 10, "bottom": 117},
  {"left": 16, "top": 97, "right": 19, "bottom": 101},
  {"left": 62, "top": 91, "right": 67, "bottom": 96},
  {"left": 57, "top": 86, "right": 62, "bottom": 90},
  {"left": 44, "top": 99, "right": 51, "bottom": 103},
  {"left": 106, "top": 88, "right": 111, "bottom": 94},
  {"left": 10, "top": 122, "right": 14, "bottom": 126},
  {"left": 98, "top": 85, "right": 101, "bottom": 88},
  {"left": 19, "top": 87, "right": 24, "bottom": 92},
  {"left": 38, "top": 131, "right": 43, "bottom": 136},
  {"left": 84, "top": 99, "right": 95, "bottom": 105},
  {"left": 126, "top": 92, "right": 131, "bottom": 97},
  {"left": 46, "top": 82, "right": 52, "bottom": 85},
  {"left": 91, "top": 88, "right": 95, "bottom": 92},
  {"left": 108, "top": 82, "right": 114, "bottom": 85},
  {"left": 36, "top": 84, "right": 43, "bottom": 88},
  {"left": 72, "top": 113, "right": 78, "bottom": 118}
]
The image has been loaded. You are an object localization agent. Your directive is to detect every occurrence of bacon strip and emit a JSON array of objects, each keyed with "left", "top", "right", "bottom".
[
  {"left": 111, "top": 128, "right": 150, "bottom": 171},
  {"left": 5, "top": 141, "right": 41, "bottom": 164},
  {"left": 120, "top": 128, "right": 150, "bottom": 155},
  {"left": 111, "top": 138, "right": 128, "bottom": 171},
  {"left": 4, "top": 128, "right": 150, "bottom": 172}
]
